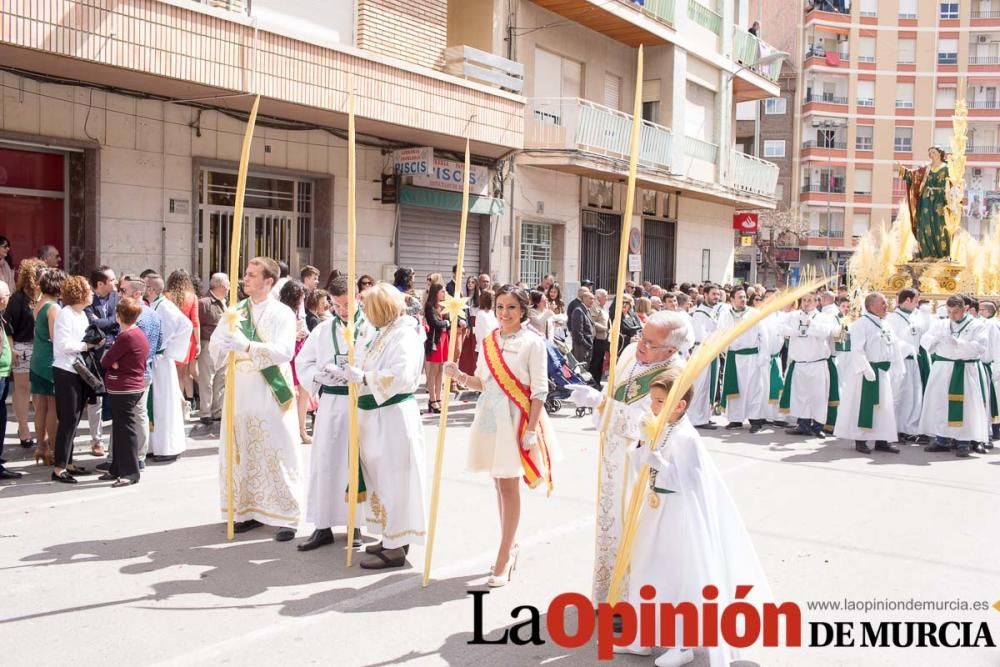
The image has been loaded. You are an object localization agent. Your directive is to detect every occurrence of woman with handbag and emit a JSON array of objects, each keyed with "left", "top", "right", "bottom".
[{"left": 51, "top": 276, "right": 102, "bottom": 484}]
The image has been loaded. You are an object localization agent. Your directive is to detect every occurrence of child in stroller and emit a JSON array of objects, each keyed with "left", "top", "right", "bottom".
[{"left": 544, "top": 337, "right": 593, "bottom": 417}]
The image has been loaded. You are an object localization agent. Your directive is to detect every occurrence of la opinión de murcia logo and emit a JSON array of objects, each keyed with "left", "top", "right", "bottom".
[{"left": 467, "top": 587, "right": 999, "bottom": 660}]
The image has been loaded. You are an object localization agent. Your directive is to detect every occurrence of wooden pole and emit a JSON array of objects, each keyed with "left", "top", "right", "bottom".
[
  {"left": 423, "top": 138, "right": 472, "bottom": 587},
  {"left": 344, "top": 88, "right": 362, "bottom": 567},
  {"left": 595, "top": 45, "right": 645, "bottom": 582},
  {"left": 224, "top": 94, "right": 261, "bottom": 540}
]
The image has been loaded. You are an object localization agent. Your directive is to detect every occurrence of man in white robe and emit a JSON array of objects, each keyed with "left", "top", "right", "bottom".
[
  {"left": 919, "top": 295, "right": 990, "bottom": 457},
  {"left": 762, "top": 297, "right": 792, "bottom": 426},
  {"left": 211, "top": 256, "right": 302, "bottom": 541},
  {"left": 834, "top": 293, "right": 905, "bottom": 454},
  {"left": 778, "top": 293, "right": 840, "bottom": 437},
  {"left": 569, "top": 311, "right": 692, "bottom": 605},
  {"left": 146, "top": 275, "right": 192, "bottom": 463},
  {"left": 333, "top": 283, "right": 426, "bottom": 569},
  {"left": 980, "top": 300, "right": 1000, "bottom": 445},
  {"left": 885, "top": 288, "right": 930, "bottom": 443},
  {"left": 717, "top": 286, "right": 770, "bottom": 433},
  {"left": 295, "top": 275, "right": 367, "bottom": 551},
  {"left": 820, "top": 290, "right": 838, "bottom": 316},
  {"left": 688, "top": 284, "right": 722, "bottom": 429}
]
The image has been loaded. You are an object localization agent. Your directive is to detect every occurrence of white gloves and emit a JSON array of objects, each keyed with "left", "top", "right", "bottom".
[
  {"left": 863, "top": 366, "right": 876, "bottom": 382},
  {"left": 314, "top": 362, "right": 342, "bottom": 385},
  {"left": 568, "top": 383, "right": 602, "bottom": 408},
  {"left": 331, "top": 365, "right": 365, "bottom": 385},
  {"left": 443, "top": 361, "right": 461, "bottom": 379},
  {"left": 521, "top": 431, "right": 538, "bottom": 450},
  {"left": 222, "top": 329, "right": 251, "bottom": 353},
  {"left": 619, "top": 403, "right": 649, "bottom": 440}
]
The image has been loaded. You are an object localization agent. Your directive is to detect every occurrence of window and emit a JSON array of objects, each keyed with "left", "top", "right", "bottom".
[
  {"left": 854, "top": 169, "right": 873, "bottom": 195},
  {"left": 604, "top": 73, "right": 622, "bottom": 110},
  {"left": 937, "top": 86, "right": 957, "bottom": 109},
  {"left": 857, "top": 36, "right": 876, "bottom": 62},
  {"left": 642, "top": 101, "right": 661, "bottom": 123},
  {"left": 899, "top": 0, "right": 917, "bottom": 17},
  {"left": 938, "top": 38, "right": 958, "bottom": 64},
  {"left": 860, "top": 0, "right": 877, "bottom": 16},
  {"left": 736, "top": 101, "right": 756, "bottom": 121},
  {"left": 764, "top": 140, "right": 786, "bottom": 158},
  {"left": 857, "top": 80, "right": 875, "bottom": 106},
  {"left": 853, "top": 212, "right": 871, "bottom": 237},
  {"left": 774, "top": 183, "right": 784, "bottom": 201},
  {"left": 642, "top": 79, "right": 661, "bottom": 123},
  {"left": 519, "top": 222, "right": 552, "bottom": 288},
  {"left": 933, "top": 127, "right": 952, "bottom": 147},
  {"left": 701, "top": 249, "right": 711, "bottom": 282},
  {"left": 685, "top": 81, "right": 716, "bottom": 144},
  {"left": 896, "top": 82, "right": 915, "bottom": 108},
  {"left": 940, "top": 2, "right": 959, "bottom": 18},
  {"left": 895, "top": 126, "right": 913, "bottom": 152},
  {"left": 897, "top": 39, "right": 916, "bottom": 64},
  {"left": 856, "top": 125, "right": 874, "bottom": 150},
  {"left": 765, "top": 97, "right": 787, "bottom": 114},
  {"left": 534, "top": 48, "right": 582, "bottom": 99}
]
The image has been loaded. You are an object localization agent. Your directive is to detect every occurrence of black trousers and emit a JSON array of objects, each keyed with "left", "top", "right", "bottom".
[
  {"left": 53, "top": 367, "right": 87, "bottom": 468},
  {"left": 108, "top": 391, "right": 143, "bottom": 481},
  {"left": 589, "top": 338, "right": 610, "bottom": 389}
]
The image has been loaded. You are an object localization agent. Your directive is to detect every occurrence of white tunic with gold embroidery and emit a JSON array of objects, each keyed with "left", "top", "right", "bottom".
[
  {"left": 356, "top": 315, "right": 427, "bottom": 550},
  {"left": 210, "top": 297, "right": 302, "bottom": 528}
]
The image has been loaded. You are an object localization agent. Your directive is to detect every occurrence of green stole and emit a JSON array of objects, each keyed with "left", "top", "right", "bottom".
[
  {"left": 779, "top": 358, "right": 839, "bottom": 426},
  {"left": 894, "top": 308, "right": 930, "bottom": 389},
  {"left": 931, "top": 316, "right": 985, "bottom": 426},
  {"left": 856, "top": 315, "right": 891, "bottom": 429},
  {"left": 985, "top": 362, "right": 999, "bottom": 419},
  {"left": 238, "top": 299, "right": 294, "bottom": 408},
  {"left": 721, "top": 346, "right": 759, "bottom": 407},
  {"left": 768, "top": 353, "right": 784, "bottom": 403},
  {"left": 612, "top": 348, "right": 675, "bottom": 405}
]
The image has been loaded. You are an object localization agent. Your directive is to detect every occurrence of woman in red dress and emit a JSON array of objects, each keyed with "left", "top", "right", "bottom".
[
  {"left": 165, "top": 270, "right": 200, "bottom": 413},
  {"left": 423, "top": 282, "right": 450, "bottom": 414}
]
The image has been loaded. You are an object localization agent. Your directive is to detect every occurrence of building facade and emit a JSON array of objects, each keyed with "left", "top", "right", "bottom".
[{"left": 1, "top": 0, "right": 781, "bottom": 289}]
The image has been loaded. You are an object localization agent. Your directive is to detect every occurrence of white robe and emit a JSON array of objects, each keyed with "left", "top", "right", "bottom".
[
  {"left": 626, "top": 416, "right": 772, "bottom": 666},
  {"left": 762, "top": 311, "right": 789, "bottom": 422},
  {"left": 984, "top": 317, "right": 1000, "bottom": 430},
  {"left": 717, "top": 307, "right": 770, "bottom": 423},
  {"left": 211, "top": 297, "right": 302, "bottom": 527},
  {"left": 833, "top": 313, "right": 905, "bottom": 443},
  {"left": 592, "top": 342, "right": 681, "bottom": 604},
  {"left": 356, "top": 315, "right": 427, "bottom": 550},
  {"left": 149, "top": 297, "right": 192, "bottom": 456},
  {"left": 885, "top": 308, "right": 929, "bottom": 436},
  {"left": 297, "top": 314, "right": 368, "bottom": 531},
  {"left": 687, "top": 304, "right": 719, "bottom": 425},
  {"left": 919, "top": 316, "right": 989, "bottom": 443},
  {"left": 778, "top": 309, "right": 839, "bottom": 424}
]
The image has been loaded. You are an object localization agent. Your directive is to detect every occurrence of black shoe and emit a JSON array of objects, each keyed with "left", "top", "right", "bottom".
[
  {"left": 365, "top": 542, "right": 409, "bottom": 555},
  {"left": 814, "top": 429, "right": 827, "bottom": 439},
  {"left": 785, "top": 427, "right": 812, "bottom": 436},
  {"left": 96, "top": 461, "right": 112, "bottom": 472},
  {"left": 297, "top": 528, "right": 334, "bottom": 551},
  {"left": 772, "top": 420, "right": 789, "bottom": 427},
  {"left": 65, "top": 466, "right": 90, "bottom": 476},
  {"left": 749, "top": 422, "right": 763, "bottom": 434},
  {"left": 199, "top": 417, "right": 212, "bottom": 426},
  {"left": 152, "top": 455, "right": 179, "bottom": 463},
  {"left": 98, "top": 473, "right": 117, "bottom": 481},
  {"left": 612, "top": 614, "right": 623, "bottom": 634},
  {"left": 359, "top": 547, "right": 407, "bottom": 569},
  {"left": 695, "top": 422, "right": 718, "bottom": 430},
  {"left": 352, "top": 528, "right": 363, "bottom": 548},
  {"left": 725, "top": 422, "right": 742, "bottom": 430},
  {"left": 138, "top": 460, "right": 146, "bottom": 470},
  {"left": 924, "top": 443, "right": 951, "bottom": 453},
  {"left": 973, "top": 442, "right": 988, "bottom": 455},
  {"left": 51, "top": 470, "right": 78, "bottom": 484},
  {"left": 955, "top": 443, "right": 971, "bottom": 458},
  {"left": 233, "top": 519, "right": 263, "bottom": 533},
  {"left": 986, "top": 441, "right": 995, "bottom": 450},
  {"left": 855, "top": 441, "right": 872, "bottom": 454},
  {"left": 275, "top": 527, "right": 296, "bottom": 542},
  {"left": 20, "top": 439, "right": 35, "bottom": 448},
  {"left": 915, "top": 434, "right": 931, "bottom": 444},
  {"left": 898, "top": 433, "right": 917, "bottom": 443},
  {"left": 874, "top": 441, "right": 900, "bottom": 454},
  {"left": 0, "top": 468, "right": 23, "bottom": 480}
]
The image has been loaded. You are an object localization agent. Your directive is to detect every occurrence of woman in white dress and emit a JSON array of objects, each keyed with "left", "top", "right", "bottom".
[{"left": 444, "top": 285, "right": 559, "bottom": 587}]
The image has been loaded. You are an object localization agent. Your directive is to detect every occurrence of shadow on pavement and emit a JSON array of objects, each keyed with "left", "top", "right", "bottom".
[{"left": 778, "top": 440, "right": 990, "bottom": 467}]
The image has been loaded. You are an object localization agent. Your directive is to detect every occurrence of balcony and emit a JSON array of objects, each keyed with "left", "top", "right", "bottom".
[
  {"left": 801, "top": 182, "right": 846, "bottom": 194},
  {"left": 444, "top": 45, "right": 524, "bottom": 94},
  {"left": 522, "top": 97, "right": 778, "bottom": 207},
  {"left": 195, "top": 0, "right": 247, "bottom": 13},
  {"left": 805, "top": 1, "right": 851, "bottom": 17},
  {"left": 972, "top": 10, "right": 1000, "bottom": 18},
  {"left": 805, "top": 46, "right": 849, "bottom": 65},
  {"left": 529, "top": 0, "right": 676, "bottom": 47},
  {"left": 805, "top": 93, "right": 849, "bottom": 105},
  {"left": 688, "top": 0, "right": 722, "bottom": 35},
  {"left": 803, "top": 140, "right": 847, "bottom": 150},
  {"left": 968, "top": 145, "right": 1000, "bottom": 153},
  {"left": 969, "top": 55, "right": 1000, "bottom": 65},
  {"left": 729, "top": 151, "right": 779, "bottom": 197},
  {"left": 734, "top": 29, "right": 781, "bottom": 82}
]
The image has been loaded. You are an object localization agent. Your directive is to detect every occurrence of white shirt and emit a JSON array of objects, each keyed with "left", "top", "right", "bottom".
[
  {"left": 474, "top": 326, "right": 548, "bottom": 400},
  {"left": 53, "top": 306, "right": 89, "bottom": 373},
  {"left": 473, "top": 310, "right": 499, "bottom": 353}
]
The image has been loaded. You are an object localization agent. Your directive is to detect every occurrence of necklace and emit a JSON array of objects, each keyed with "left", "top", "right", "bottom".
[
  {"left": 647, "top": 422, "right": 677, "bottom": 508},
  {"left": 364, "top": 317, "right": 400, "bottom": 364}
]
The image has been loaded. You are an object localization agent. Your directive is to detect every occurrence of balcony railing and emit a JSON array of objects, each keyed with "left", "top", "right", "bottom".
[
  {"left": 808, "top": 229, "right": 846, "bottom": 239},
  {"left": 729, "top": 151, "right": 779, "bottom": 197},
  {"left": 895, "top": 100, "right": 914, "bottom": 108},
  {"left": 803, "top": 140, "right": 847, "bottom": 149},
  {"left": 968, "top": 145, "right": 1000, "bottom": 154},
  {"left": 971, "top": 10, "right": 1000, "bottom": 18},
  {"left": 802, "top": 182, "right": 846, "bottom": 194},
  {"left": 968, "top": 100, "right": 1000, "bottom": 109},
  {"left": 196, "top": 0, "right": 248, "bottom": 13},
  {"left": 856, "top": 55, "right": 876, "bottom": 63},
  {"left": 525, "top": 98, "right": 673, "bottom": 171},
  {"left": 805, "top": 93, "right": 849, "bottom": 105},
  {"left": 443, "top": 45, "right": 524, "bottom": 93},
  {"left": 688, "top": 1, "right": 723, "bottom": 35},
  {"left": 805, "top": 46, "right": 849, "bottom": 61},
  {"left": 805, "top": 1, "right": 850, "bottom": 15},
  {"left": 680, "top": 135, "right": 720, "bottom": 164},
  {"left": 857, "top": 98, "right": 875, "bottom": 107},
  {"left": 620, "top": 0, "right": 676, "bottom": 26},
  {"left": 969, "top": 55, "right": 1000, "bottom": 65},
  {"left": 734, "top": 28, "right": 782, "bottom": 81}
]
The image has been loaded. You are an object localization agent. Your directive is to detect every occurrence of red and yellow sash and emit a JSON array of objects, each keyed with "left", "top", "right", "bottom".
[{"left": 482, "top": 330, "right": 553, "bottom": 495}]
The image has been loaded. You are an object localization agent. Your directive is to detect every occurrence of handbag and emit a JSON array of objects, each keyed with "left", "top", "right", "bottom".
[{"left": 73, "top": 351, "right": 106, "bottom": 394}]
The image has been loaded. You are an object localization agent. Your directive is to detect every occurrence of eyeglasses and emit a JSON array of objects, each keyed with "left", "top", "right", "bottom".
[
  {"left": 635, "top": 333, "right": 671, "bottom": 351},
  {"left": 360, "top": 281, "right": 374, "bottom": 287}
]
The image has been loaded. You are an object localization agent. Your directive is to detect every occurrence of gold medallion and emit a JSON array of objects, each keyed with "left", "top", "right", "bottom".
[{"left": 648, "top": 492, "right": 660, "bottom": 509}]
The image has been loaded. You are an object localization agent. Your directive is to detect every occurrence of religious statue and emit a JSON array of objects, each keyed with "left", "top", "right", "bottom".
[{"left": 896, "top": 147, "right": 951, "bottom": 260}]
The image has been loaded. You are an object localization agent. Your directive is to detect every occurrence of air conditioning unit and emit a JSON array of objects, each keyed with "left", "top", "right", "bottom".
[
  {"left": 978, "top": 35, "right": 990, "bottom": 43},
  {"left": 974, "top": 168, "right": 983, "bottom": 177}
]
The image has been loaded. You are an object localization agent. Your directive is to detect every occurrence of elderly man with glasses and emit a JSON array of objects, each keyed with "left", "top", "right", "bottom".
[{"left": 568, "top": 311, "right": 693, "bottom": 607}]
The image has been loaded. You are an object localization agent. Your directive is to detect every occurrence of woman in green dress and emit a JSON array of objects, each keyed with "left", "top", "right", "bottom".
[
  {"left": 30, "top": 270, "right": 64, "bottom": 466},
  {"left": 897, "top": 146, "right": 951, "bottom": 260}
]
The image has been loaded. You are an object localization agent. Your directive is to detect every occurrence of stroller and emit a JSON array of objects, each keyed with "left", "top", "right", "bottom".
[{"left": 544, "top": 334, "right": 593, "bottom": 417}]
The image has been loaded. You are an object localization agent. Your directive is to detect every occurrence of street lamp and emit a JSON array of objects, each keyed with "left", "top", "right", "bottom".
[{"left": 811, "top": 118, "right": 847, "bottom": 277}]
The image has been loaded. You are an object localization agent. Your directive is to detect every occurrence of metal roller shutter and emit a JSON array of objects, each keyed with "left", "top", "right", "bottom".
[{"left": 398, "top": 205, "right": 484, "bottom": 280}]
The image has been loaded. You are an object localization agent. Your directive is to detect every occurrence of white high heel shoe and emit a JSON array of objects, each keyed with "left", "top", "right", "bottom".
[
  {"left": 487, "top": 545, "right": 519, "bottom": 587},
  {"left": 654, "top": 648, "right": 693, "bottom": 667}
]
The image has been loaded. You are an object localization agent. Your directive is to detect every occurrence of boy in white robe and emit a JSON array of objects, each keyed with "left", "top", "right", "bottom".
[
  {"left": 980, "top": 301, "right": 1000, "bottom": 445},
  {"left": 919, "top": 295, "right": 990, "bottom": 457},
  {"left": 211, "top": 257, "right": 302, "bottom": 542},
  {"left": 885, "top": 288, "right": 930, "bottom": 443},
  {"left": 777, "top": 293, "right": 840, "bottom": 437},
  {"left": 333, "top": 282, "right": 427, "bottom": 569},
  {"left": 147, "top": 275, "right": 193, "bottom": 462},
  {"left": 295, "top": 275, "right": 368, "bottom": 551},
  {"left": 717, "top": 286, "right": 770, "bottom": 433},
  {"left": 615, "top": 367, "right": 771, "bottom": 667},
  {"left": 833, "top": 293, "right": 906, "bottom": 454},
  {"left": 687, "top": 284, "right": 722, "bottom": 429}
]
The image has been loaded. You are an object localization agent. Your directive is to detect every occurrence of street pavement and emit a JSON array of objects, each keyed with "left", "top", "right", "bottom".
[{"left": 2, "top": 394, "right": 1000, "bottom": 667}]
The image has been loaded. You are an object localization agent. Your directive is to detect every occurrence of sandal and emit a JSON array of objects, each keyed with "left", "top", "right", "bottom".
[
  {"left": 90, "top": 442, "right": 106, "bottom": 457},
  {"left": 112, "top": 478, "right": 136, "bottom": 487},
  {"left": 66, "top": 465, "right": 90, "bottom": 476},
  {"left": 20, "top": 439, "right": 36, "bottom": 449}
]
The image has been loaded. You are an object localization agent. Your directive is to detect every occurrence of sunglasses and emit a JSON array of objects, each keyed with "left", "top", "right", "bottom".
[{"left": 360, "top": 281, "right": 373, "bottom": 286}]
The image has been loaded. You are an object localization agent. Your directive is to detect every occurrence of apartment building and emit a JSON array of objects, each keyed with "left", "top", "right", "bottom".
[
  {"left": 1, "top": 0, "right": 781, "bottom": 287},
  {"left": 752, "top": 0, "right": 1000, "bottom": 276}
]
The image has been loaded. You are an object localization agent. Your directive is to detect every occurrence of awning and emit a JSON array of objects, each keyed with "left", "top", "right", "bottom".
[{"left": 400, "top": 185, "right": 504, "bottom": 216}]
